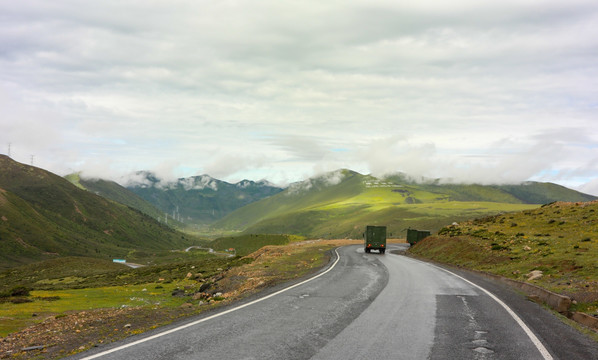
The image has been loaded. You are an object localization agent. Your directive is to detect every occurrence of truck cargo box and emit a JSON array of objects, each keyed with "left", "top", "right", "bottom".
[
  {"left": 407, "top": 229, "right": 431, "bottom": 246},
  {"left": 364, "top": 225, "right": 386, "bottom": 254}
]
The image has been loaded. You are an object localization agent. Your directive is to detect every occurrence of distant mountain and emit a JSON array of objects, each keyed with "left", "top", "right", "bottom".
[
  {"left": 381, "top": 173, "right": 596, "bottom": 204},
  {"left": 65, "top": 173, "right": 170, "bottom": 224},
  {"left": 214, "top": 169, "right": 597, "bottom": 239},
  {"left": 0, "top": 156, "right": 195, "bottom": 268},
  {"left": 124, "top": 171, "right": 283, "bottom": 224}
]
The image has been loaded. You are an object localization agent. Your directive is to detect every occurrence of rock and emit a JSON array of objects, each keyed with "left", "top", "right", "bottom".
[
  {"left": 171, "top": 289, "right": 186, "bottom": 297},
  {"left": 527, "top": 295, "right": 541, "bottom": 303},
  {"left": 217, "top": 268, "right": 223, "bottom": 271},
  {"left": 214, "top": 292, "right": 223, "bottom": 298},
  {"left": 22, "top": 345, "right": 45, "bottom": 351},
  {"left": 186, "top": 272, "right": 193, "bottom": 278},
  {"left": 180, "top": 302, "right": 193, "bottom": 308},
  {"left": 199, "top": 282, "right": 211, "bottom": 292},
  {"left": 123, "top": 324, "right": 131, "bottom": 328},
  {"left": 523, "top": 246, "right": 531, "bottom": 251},
  {"left": 193, "top": 292, "right": 209, "bottom": 300},
  {"left": 526, "top": 270, "right": 543, "bottom": 281}
]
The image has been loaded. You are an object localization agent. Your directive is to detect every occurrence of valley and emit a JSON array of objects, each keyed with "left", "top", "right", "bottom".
[{"left": 1, "top": 156, "right": 598, "bottom": 358}]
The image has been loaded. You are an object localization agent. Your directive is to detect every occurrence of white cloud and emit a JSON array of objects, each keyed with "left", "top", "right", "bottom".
[{"left": 0, "top": 0, "right": 597, "bottom": 191}]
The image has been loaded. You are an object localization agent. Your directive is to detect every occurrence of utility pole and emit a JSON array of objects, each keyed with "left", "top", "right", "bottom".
[
  {"left": 7, "top": 143, "right": 11, "bottom": 157},
  {"left": 30, "top": 155, "right": 35, "bottom": 166}
]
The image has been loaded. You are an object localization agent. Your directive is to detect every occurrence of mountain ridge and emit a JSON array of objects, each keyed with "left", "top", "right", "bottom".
[
  {"left": 120, "top": 171, "right": 284, "bottom": 224},
  {"left": 0, "top": 155, "right": 196, "bottom": 268},
  {"left": 214, "top": 169, "right": 596, "bottom": 238}
]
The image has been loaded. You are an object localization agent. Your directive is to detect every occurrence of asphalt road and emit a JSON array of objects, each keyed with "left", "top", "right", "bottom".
[{"left": 70, "top": 244, "right": 598, "bottom": 360}]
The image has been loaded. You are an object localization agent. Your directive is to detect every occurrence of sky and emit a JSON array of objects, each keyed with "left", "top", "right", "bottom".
[{"left": 1, "top": 0, "right": 598, "bottom": 195}]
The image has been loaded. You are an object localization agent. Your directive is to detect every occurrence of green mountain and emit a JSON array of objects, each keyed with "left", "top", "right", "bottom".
[
  {"left": 214, "top": 169, "right": 596, "bottom": 239},
  {"left": 65, "top": 173, "right": 167, "bottom": 223},
  {"left": 0, "top": 156, "right": 196, "bottom": 268},
  {"left": 125, "top": 171, "right": 283, "bottom": 224}
]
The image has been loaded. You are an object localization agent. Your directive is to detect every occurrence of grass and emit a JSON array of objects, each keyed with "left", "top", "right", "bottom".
[
  {"left": 409, "top": 201, "right": 598, "bottom": 318},
  {"left": 0, "top": 282, "right": 191, "bottom": 337},
  {"left": 244, "top": 200, "right": 540, "bottom": 240},
  {"left": 209, "top": 234, "right": 305, "bottom": 256},
  {"left": 0, "top": 234, "right": 328, "bottom": 340}
]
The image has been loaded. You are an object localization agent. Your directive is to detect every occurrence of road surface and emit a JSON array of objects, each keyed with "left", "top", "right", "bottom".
[{"left": 70, "top": 244, "right": 598, "bottom": 360}]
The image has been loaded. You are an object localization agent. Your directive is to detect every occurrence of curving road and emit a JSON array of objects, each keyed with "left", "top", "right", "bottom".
[{"left": 70, "top": 244, "right": 598, "bottom": 360}]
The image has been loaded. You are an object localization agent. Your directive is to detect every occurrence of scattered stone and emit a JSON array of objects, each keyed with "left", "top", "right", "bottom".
[
  {"left": 186, "top": 272, "right": 193, "bottom": 278},
  {"left": 22, "top": 345, "right": 45, "bottom": 351},
  {"left": 171, "top": 289, "right": 186, "bottom": 297},
  {"left": 217, "top": 268, "right": 223, "bottom": 271},
  {"left": 193, "top": 292, "right": 209, "bottom": 300},
  {"left": 527, "top": 295, "right": 541, "bottom": 303},
  {"left": 199, "top": 282, "right": 211, "bottom": 292},
  {"left": 123, "top": 324, "right": 131, "bottom": 328},
  {"left": 526, "top": 270, "right": 543, "bottom": 281},
  {"left": 214, "top": 292, "right": 223, "bottom": 298},
  {"left": 523, "top": 245, "right": 531, "bottom": 251}
]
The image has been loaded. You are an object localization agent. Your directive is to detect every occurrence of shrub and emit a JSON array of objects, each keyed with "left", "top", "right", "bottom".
[{"left": 10, "top": 286, "right": 30, "bottom": 297}]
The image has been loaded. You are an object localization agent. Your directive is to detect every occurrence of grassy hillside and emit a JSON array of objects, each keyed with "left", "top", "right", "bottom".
[
  {"left": 0, "top": 156, "right": 197, "bottom": 268},
  {"left": 65, "top": 173, "right": 169, "bottom": 223},
  {"left": 215, "top": 169, "right": 593, "bottom": 238},
  {"left": 409, "top": 200, "right": 598, "bottom": 316}
]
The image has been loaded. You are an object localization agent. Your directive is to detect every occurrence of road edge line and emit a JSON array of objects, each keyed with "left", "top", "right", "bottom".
[
  {"left": 430, "top": 264, "right": 554, "bottom": 360},
  {"left": 79, "top": 248, "right": 341, "bottom": 360}
]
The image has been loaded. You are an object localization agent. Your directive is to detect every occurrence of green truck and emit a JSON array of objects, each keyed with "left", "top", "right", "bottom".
[
  {"left": 364, "top": 225, "right": 387, "bottom": 254},
  {"left": 406, "top": 229, "right": 431, "bottom": 246}
]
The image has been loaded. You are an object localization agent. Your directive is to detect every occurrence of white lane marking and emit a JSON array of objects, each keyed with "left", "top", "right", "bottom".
[
  {"left": 430, "top": 264, "right": 553, "bottom": 360},
  {"left": 80, "top": 248, "right": 341, "bottom": 359}
]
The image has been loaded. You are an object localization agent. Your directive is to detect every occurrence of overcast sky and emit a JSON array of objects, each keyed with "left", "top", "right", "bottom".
[{"left": 2, "top": 0, "right": 598, "bottom": 194}]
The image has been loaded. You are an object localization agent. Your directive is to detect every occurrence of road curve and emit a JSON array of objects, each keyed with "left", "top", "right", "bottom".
[{"left": 69, "top": 244, "right": 598, "bottom": 360}]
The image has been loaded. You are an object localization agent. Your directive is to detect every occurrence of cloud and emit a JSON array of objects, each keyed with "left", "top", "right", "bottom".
[
  {"left": 578, "top": 178, "right": 598, "bottom": 197},
  {"left": 1, "top": 0, "right": 597, "bottom": 191},
  {"left": 362, "top": 128, "right": 598, "bottom": 186}
]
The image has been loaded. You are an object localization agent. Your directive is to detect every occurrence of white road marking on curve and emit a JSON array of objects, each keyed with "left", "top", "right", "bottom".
[
  {"left": 79, "top": 248, "right": 341, "bottom": 360},
  {"left": 430, "top": 264, "right": 554, "bottom": 360}
]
